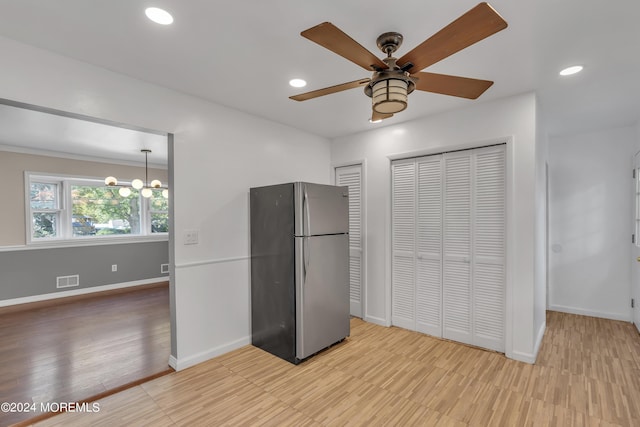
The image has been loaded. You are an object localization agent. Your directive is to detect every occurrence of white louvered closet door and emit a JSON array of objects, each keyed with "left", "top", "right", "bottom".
[
  {"left": 442, "top": 151, "right": 473, "bottom": 346},
  {"left": 391, "top": 159, "right": 416, "bottom": 330},
  {"left": 335, "top": 164, "right": 364, "bottom": 318},
  {"left": 391, "top": 145, "right": 505, "bottom": 352},
  {"left": 472, "top": 146, "right": 506, "bottom": 352},
  {"left": 415, "top": 155, "right": 443, "bottom": 336}
]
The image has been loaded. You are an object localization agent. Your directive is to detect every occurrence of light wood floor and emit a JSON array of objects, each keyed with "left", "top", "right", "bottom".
[
  {"left": 0, "top": 283, "right": 171, "bottom": 427},
  {"left": 31, "top": 311, "right": 640, "bottom": 427}
]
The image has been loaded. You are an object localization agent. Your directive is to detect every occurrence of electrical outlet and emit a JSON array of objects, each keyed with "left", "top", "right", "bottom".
[{"left": 111, "top": 264, "right": 117, "bottom": 272}]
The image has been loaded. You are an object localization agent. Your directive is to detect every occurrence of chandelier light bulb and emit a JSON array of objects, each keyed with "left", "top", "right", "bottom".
[
  {"left": 141, "top": 188, "right": 153, "bottom": 198},
  {"left": 150, "top": 179, "right": 162, "bottom": 188},
  {"left": 162, "top": 189, "right": 169, "bottom": 199},
  {"left": 131, "top": 179, "right": 144, "bottom": 190},
  {"left": 105, "top": 176, "right": 117, "bottom": 186},
  {"left": 118, "top": 187, "right": 132, "bottom": 197}
]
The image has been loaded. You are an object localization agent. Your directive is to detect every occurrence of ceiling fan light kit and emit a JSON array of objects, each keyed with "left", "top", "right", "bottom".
[{"left": 290, "top": 2, "right": 508, "bottom": 122}]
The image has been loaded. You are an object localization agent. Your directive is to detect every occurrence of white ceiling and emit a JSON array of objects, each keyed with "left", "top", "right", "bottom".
[
  {"left": 0, "top": 103, "right": 168, "bottom": 166},
  {"left": 0, "top": 0, "right": 638, "bottom": 155}
]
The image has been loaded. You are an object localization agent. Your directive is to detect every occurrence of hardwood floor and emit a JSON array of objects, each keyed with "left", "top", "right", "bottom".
[
  {"left": 0, "top": 283, "right": 171, "bottom": 427},
  {"left": 29, "top": 311, "right": 640, "bottom": 426}
]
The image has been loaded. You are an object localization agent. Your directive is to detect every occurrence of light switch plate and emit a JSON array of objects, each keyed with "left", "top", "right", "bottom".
[{"left": 184, "top": 229, "right": 199, "bottom": 245}]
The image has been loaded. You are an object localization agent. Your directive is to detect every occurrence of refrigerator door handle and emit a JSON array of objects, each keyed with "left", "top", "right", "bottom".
[
  {"left": 304, "top": 186, "right": 311, "bottom": 236},
  {"left": 303, "top": 236, "right": 310, "bottom": 281}
]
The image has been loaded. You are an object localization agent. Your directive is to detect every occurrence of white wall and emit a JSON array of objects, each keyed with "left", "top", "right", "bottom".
[
  {"left": 548, "top": 126, "right": 636, "bottom": 321},
  {"left": 331, "top": 92, "right": 542, "bottom": 363},
  {"left": 534, "top": 97, "right": 548, "bottom": 356},
  {"left": 0, "top": 36, "right": 331, "bottom": 370}
]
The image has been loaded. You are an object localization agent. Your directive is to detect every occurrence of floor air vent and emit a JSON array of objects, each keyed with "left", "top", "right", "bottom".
[{"left": 56, "top": 274, "right": 79, "bottom": 289}]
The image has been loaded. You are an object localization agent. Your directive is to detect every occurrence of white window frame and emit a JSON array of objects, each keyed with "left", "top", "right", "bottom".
[{"left": 25, "top": 171, "right": 168, "bottom": 247}]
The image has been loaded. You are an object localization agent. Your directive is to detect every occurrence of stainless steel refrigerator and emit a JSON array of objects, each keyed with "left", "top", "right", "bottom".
[{"left": 250, "top": 182, "right": 350, "bottom": 364}]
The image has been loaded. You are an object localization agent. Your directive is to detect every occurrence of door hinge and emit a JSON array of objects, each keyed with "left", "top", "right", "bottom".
[
  {"left": 632, "top": 298, "right": 635, "bottom": 308},
  {"left": 633, "top": 234, "right": 636, "bottom": 244},
  {"left": 634, "top": 169, "right": 636, "bottom": 179}
]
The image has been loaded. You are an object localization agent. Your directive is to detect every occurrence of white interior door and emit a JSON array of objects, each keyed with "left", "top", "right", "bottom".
[
  {"left": 633, "top": 153, "right": 640, "bottom": 332},
  {"left": 335, "top": 164, "right": 364, "bottom": 318}
]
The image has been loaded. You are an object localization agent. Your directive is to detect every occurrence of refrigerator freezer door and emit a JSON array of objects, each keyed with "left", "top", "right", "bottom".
[
  {"left": 295, "top": 234, "right": 350, "bottom": 360},
  {"left": 295, "top": 183, "right": 349, "bottom": 237}
]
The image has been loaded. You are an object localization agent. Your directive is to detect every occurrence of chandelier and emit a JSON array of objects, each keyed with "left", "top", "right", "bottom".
[{"left": 104, "top": 149, "right": 168, "bottom": 199}]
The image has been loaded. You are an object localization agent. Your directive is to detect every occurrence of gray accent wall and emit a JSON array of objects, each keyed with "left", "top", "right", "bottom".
[{"left": 0, "top": 241, "right": 169, "bottom": 300}]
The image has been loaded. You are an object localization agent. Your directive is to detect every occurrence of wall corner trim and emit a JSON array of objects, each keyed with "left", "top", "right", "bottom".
[
  {"left": 507, "top": 321, "right": 546, "bottom": 365},
  {"left": 533, "top": 320, "right": 546, "bottom": 360},
  {"left": 171, "top": 336, "right": 251, "bottom": 371}
]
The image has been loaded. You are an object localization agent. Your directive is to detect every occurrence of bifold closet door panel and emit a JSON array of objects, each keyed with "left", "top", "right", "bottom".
[
  {"left": 472, "top": 146, "right": 506, "bottom": 352},
  {"left": 391, "top": 159, "right": 416, "bottom": 330},
  {"left": 442, "top": 151, "right": 473, "bottom": 345},
  {"left": 415, "top": 155, "right": 443, "bottom": 336}
]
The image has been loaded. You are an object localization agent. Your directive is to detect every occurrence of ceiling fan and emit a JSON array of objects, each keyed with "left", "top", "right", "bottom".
[{"left": 290, "top": 2, "right": 508, "bottom": 122}]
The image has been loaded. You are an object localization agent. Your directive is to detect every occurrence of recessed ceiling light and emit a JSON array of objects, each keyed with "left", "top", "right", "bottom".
[
  {"left": 145, "top": 7, "right": 173, "bottom": 25},
  {"left": 289, "top": 79, "right": 307, "bottom": 88},
  {"left": 559, "top": 65, "right": 583, "bottom": 76}
]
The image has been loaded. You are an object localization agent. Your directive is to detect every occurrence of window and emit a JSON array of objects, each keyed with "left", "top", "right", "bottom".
[
  {"left": 27, "top": 173, "right": 168, "bottom": 244},
  {"left": 30, "top": 181, "right": 61, "bottom": 238}
]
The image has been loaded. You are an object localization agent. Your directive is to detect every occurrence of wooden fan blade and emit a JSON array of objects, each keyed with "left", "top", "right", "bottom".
[
  {"left": 397, "top": 2, "right": 508, "bottom": 73},
  {"left": 372, "top": 110, "right": 393, "bottom": 122},
  {"left": 413, "top": 72, "right": 493, "bottom": 99},
  {"left": 290, "top": 78, "right": 370, "bottom": 101},
  {"left": 301, "top": 22, "right": 387, "bottom": 71}
]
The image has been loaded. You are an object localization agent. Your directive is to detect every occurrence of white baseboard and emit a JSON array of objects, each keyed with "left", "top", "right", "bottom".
[
  {"left": 168, "top": 355, "right": 178, "bottom": 371},
  {"left": 364, "top": 314, "right": 391, "bottom": 327},
  {"left": 509, "top": 350, "right": 536, "bottom": 364},
  {"left": 170, "top": 335, "right": 251, "bottom": 371},
  {"left": 0, "top": 277, "right": 166, "bottom": 307},
  {"left": 549, "top": 304, "right": 631, "bottom": 322}
]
